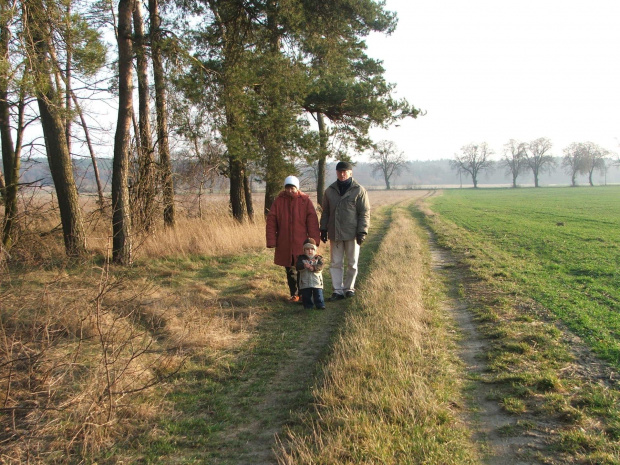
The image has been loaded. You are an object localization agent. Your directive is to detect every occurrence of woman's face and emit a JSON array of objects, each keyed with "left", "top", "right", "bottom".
[{"left": 285, "top": 185, "right": 298, "bottom": 196}]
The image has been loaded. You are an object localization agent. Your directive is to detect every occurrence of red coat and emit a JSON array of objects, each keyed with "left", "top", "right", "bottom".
[{"left": 266, "top": 190, "right": 321, "bottom": 267}]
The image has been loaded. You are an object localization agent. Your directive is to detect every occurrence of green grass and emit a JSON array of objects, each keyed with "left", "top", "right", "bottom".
[
  {"left": 424, "top": 186, "right": 620, "bottom": 463},
  {"left": 429, "top": 186, "right": 620, "bottom": 368}
]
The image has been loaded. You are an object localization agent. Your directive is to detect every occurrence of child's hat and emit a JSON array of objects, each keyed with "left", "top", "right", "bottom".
[{"left": 303, "top": 237, "right": 317, "bottom": 250}]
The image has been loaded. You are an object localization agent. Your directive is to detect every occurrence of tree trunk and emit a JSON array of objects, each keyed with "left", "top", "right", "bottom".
[
  {"left": 149, "top": 0, "right": 175, "bottom": 227},
  {"left": 38, "top": 98, "right": 87, "bottom": 256},
  {"left": 264, "top": 168, "right": 279, "bottom": 217},
  {"left": 198, "top": 180, "right": 203, "bottom": 219},
  {"left": 65, "top": 1, "right": 72, "bottom": 159},
  {"left": 71, "top": 92, "right": 106, "bottom": 209},
  {"left": 0, "top": 91, "right": 20, "bottom": 248},
  {"left": 316, "top": 112, "right": 327, "bottom": 205},
  {"left": 229, "top": 156, "right": 246, "bottom": 222},
  {"left": 262, "top": 7, "right": 286, "bottom": 216},
  {"left": 112, "top": 0, "right": 134, "bottom": 265},
  {"left": 38, "top": 24, "right": 105, "bottom": 211},
  {"left": 133, "top": 1, "right": 155, "bottom": 231},
  {"left": 243, "top": 169, "right": 254, "bottom": 222},
  {"left": 27, "top": 1, "right": 86, "bottom": 257},
  {"left": 0, "top": 14, "right": 19, "bottom": 247}
]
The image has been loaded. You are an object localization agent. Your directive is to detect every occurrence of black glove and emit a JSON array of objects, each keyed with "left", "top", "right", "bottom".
[
  {"left": 320, "top": 230, "right": 328, "bottom": 243},
  {"left": 356, "top": 234, "right": 366, "bottom": 246}
]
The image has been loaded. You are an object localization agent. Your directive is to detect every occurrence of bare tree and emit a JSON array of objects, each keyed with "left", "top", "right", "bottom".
[
  {"left": 450, "top": 142, "right": 494, "bottom": 188},
  {"left": 175, "top": 137, "right": 224, "bottom": 218},
  {"left": 562, "top": 142, "right": 586, "bottom": 187},
  {"left": 369, "top": 140, "right": 408, "bottom": 190},
  {"left": 525, "top": 137, "right": 555, "bottom": 187},
  {"left": 500, "top": 139, "right": 526, "bottom": 188},
  {"left": 579, "top": 141, "right": 609, "bottom": 186}
]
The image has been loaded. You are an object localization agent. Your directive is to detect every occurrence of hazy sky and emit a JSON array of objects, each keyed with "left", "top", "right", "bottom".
[{"left": 365, "top": 0, "right": 620, "bottom": 161}]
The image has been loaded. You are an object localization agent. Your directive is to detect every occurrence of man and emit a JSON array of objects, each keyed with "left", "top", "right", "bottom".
[
  {"left": 319, "top": 161, "right": 370, "bottom": 301},
  {"left": 266, "top": 175, "right": 321, "bottom": 302}
]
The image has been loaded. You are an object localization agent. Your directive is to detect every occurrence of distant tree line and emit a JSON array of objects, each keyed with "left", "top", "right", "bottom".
[
  {"left": 17, "top": 149, "right": 620, "bottom": 195},
  {"left": 450, "top": 137, "right": 618, "bottom": 189},
  {"left": 0, "top": 0, "right": 420, "bottom": 262}
]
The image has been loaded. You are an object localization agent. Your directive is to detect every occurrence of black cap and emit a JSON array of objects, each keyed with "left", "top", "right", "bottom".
[{"left": 336, "top": 161, "right": 353, "bottom": 171}]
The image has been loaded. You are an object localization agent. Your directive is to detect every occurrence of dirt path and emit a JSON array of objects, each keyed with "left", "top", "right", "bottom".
[
  {"left": 429, "top": 238, "right": 550, "bottom": 464},
  {"left": 423, "top": 200, "right": 620, "bottom": 464},
  {"left": 156, "top": 192, "right": 617, "bottom": 464},
  {"left": 243, "top": 192, "right": 550, "bottom": 464},
  {"left": 229, "top": 304, "right": 346, "bottom": 465}
]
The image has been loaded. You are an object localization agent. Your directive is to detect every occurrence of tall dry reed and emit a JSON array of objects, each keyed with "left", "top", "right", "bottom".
[{"left": 137, "top": 202, "right": 265, "bottom": 259}]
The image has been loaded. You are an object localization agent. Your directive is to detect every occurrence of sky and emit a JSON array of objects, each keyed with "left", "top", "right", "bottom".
[{"left": 365, "top": 0, "right": 620, "bottom": 161}]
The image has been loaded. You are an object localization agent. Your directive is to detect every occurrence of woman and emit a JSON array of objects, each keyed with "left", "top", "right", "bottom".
[{"left": 266, "top": 176, "right": 321, "bottom": 302}]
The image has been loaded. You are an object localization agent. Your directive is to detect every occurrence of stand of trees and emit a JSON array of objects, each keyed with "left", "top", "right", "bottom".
[
  {"left": 0, "top": 0, "right": 419, "bottom": 261},
  {"left": 451, "top": 138, "right": 617, "bottom": 188}
]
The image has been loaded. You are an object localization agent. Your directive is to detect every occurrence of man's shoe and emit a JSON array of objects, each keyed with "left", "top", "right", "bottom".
[
  {"left": 289, "top": 295, "right": 300, "bottom": 303},
  {"left": 328, "top": 293, "right": 345, "bottom": 302},
  {"left": 345, "top": 291, "right": 355, "bottom": 298}
]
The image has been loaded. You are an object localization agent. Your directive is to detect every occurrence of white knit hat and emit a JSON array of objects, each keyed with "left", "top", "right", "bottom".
[
  {"left": 303, "top": 238, "right": 317, "bottom": 250},
  {"left": 283, "top": 175, "right": 300, "bottom": 189}
]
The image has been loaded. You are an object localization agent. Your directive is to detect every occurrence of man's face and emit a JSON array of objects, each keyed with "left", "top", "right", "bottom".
[
  {"left": 337, "top": 169, "right": 352, "bottom": 181},
  {"left": 285, "top": 185, "right": 298, "bottom": 196}
]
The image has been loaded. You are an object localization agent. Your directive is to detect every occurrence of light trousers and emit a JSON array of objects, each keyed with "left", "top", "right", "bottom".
[{"left": 329, "top": 239, "right": 360, "bottom": 295}]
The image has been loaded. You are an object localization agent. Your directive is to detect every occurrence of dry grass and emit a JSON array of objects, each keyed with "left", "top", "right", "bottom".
[
  {"left": 0, "top": 266, "right": 188, "bottom": 461},
  {"left": 0, "top": 192, "right": 266, "bottom": 264},
  {"left": 277, "top": 205, "right": 478, "bottom": 464},
  {"left": 0, "top": 188, "right": 430, "bottom": 462},
  {"left": 137, "top": 197, "right": 265, "bottom": 259},
  {"left": 0, "top": 193, "right": 268, "bottom": 463}
]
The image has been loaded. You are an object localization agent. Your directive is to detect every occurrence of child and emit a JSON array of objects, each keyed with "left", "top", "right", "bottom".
[{"left": 295, "top": 238, "right": 326, "bottom": 310}]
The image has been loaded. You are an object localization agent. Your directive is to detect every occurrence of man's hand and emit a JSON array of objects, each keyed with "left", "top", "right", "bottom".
[
  {"left": 320, "top": 230, "right": 328, "bottom": 243},
  {"left": 356, "top": 234, "right": 366, "bottom": 246}
]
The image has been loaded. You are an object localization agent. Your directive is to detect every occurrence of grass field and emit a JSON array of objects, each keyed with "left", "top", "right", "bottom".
[
  {"left": 427, "top": 186, "right": 620, "bottom": 367},
  {"left": 3, "top": 188, "right": 620, "bottom": 463}
]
